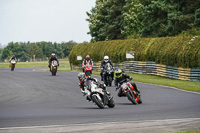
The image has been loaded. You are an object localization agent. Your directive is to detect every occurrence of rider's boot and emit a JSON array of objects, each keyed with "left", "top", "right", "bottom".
[{"left": 86, "top": 95, "right": 91, "bottom": 102}]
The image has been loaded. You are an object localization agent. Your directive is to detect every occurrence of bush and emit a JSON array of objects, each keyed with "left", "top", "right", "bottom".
[{"left": 69, "top": 37, "right": 200, "bottom": 68}]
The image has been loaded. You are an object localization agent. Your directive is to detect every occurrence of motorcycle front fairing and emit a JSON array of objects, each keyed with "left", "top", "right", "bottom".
[{"left": 90, "top": 81, "right": 106, "bottom": 105}]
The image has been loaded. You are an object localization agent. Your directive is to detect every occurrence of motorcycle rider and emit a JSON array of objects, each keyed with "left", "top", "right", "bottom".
[
  {"left": 100, "top": 56, "right": 114, "bottom": 81},
  {"left": 48, "top": 53, "right": 59, "bottom": 69},
  {"left": 9, "top": 55, "right": 17, "bottom": 62},
  {"left": 78, "top": 72, "right": 109, "bottom": 101},
  {"left": 82, "top": 55, "right": 94, "bottom": 72},
  {"left": 115, "top": 69, "right": 140, "bottom": 97},
  {"left": 9, "top": 55, "right": 17, "bottom": 67}
]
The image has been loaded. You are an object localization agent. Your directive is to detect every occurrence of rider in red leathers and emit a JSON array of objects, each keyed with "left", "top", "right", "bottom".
[{"left": 82, "top": 55, "right": 94, "bottom": 72}]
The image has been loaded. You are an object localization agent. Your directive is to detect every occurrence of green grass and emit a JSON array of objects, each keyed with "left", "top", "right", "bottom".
[
  {"left": 127, "top": 73, "right": 200, "bottom": 93},
  {"left": 171, "top": 131, "right": 200, "bottom": 133},
  {"left": 0, "top": 60, "right": 69, "bottom": 68},
  {"left": 91, "top": 71, "right": 200, "bottom": 93}
]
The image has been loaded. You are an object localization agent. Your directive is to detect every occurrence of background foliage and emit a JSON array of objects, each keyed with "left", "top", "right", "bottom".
[
  {"left": 69, "top": 36, "right": 200, "bottom": 68},
  {"left": 87, "top": 0, "right": 200, "bottom": 42},
  {"left": 0, "top": 41, "right": 77, "bottom": 62}
]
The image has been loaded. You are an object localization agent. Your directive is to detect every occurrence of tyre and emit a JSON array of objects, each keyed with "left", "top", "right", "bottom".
[
  {"left": 52, "top": 69, "right": 57, "bottom": 76},
  {"left": 138, "top": 97, "right": 142, "bottom": 104},
  {"left": 104, "top": 76, "right": 108, "bottom": 86},
  {"left": 85, "top": 71, "right": 91, "bottom": 76},
  {"left": 11, "top": 64, "right": 15, "bottom": 71},
  {"left": 107, "top": 97, "right": 115, "bottom": 108},
  {"left": 92, "top": 95, "right": 104, "bottom": 109},
  {"left": 108, "top": 76, "right": 112, "bottom": 86},
  {"left": 126, "top": 92, "right": 136, "bottom": 105}
]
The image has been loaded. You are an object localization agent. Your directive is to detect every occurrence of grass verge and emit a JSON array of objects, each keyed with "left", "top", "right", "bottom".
[
  {"left": 172, "top": 131, "right": 200, "bottom": 133},
  {"left": 88, "top": 71, "right": 200, "bottom": 93},
  {"left": 0, "top": 60, "right": 69, "bottom": 68}
]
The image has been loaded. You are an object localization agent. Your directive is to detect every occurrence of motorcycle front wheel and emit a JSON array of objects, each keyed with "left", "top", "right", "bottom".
[
  {"left": 11, "top": 64, "right": 15, "bottom": 71},
  {"left": 108, "top": 76, "right": 112, "bottom": 86},
  {"left": 52, "top": 69, "right": 57, "bottom": 76},
  {"left": 92, "top": 95, "right": 104, "bottom": 109},
  {"left": 126, "top": 91, "right": 136, "bottom": 105}
]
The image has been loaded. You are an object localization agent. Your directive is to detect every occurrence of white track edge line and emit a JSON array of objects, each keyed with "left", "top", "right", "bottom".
[{"left": 0, "top": 118, "right": 200, "bottom": 130}]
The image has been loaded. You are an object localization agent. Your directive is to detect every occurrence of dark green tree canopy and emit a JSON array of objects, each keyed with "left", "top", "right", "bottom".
[
  {"left": 87, "top": 0, "right": 200, "bottom": 41},
  {"left": 0, "top": 41, "right": 77, "bottom": 61}
]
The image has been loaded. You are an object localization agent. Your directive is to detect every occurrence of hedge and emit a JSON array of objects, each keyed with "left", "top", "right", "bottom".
[{"left": 69, "top": 36, "right": 200, "bottom": 68}]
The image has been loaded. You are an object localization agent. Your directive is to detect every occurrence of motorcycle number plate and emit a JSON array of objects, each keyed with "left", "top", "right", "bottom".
[{"left": 54, "top": 67, "right": 56, "bottom": 69}]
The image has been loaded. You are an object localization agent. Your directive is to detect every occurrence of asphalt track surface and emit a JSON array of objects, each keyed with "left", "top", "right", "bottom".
[{"left": 0, "top": 67, "right": 200, "bottom": 131}]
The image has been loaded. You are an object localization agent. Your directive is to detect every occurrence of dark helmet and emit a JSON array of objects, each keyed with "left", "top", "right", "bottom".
[
  {"left": 115, "top": 69, "right": 123, "bottom": 78},
  {"left": 86, "top": 55, "right": 90, "bottom": 61},
  {"left": 12, "top": 55, "right": 15, "bottom": 58}
]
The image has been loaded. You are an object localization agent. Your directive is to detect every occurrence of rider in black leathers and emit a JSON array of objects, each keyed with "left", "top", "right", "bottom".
[
  {"left": 9, "top": 55, "right": 17, "bottom": 62},
  {"left": 100, "top": 56, "right": 114, "bottom": 81},
  {"left": 115, "top": 69, "right": 140, "bottom": 97},
  {"left": 48, "top": 53, "right": 59, "bottom": 68}
]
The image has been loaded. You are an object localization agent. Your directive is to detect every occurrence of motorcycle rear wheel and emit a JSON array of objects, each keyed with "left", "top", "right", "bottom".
[
  {"left": 107, "top": 97, "right": 115, "bottom": 108},
  {"left": 126, "top": 92, "right": 136, "bottom": 105},
  {"left": 138, "top": 97, "right": 142, "bottom": 104}
]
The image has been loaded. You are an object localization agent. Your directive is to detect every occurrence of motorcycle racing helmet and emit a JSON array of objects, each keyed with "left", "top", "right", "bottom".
[
  {"left": 78, "top": 72, "right": 85, "bottom": 81},
  {"left": 52, "top": 53, "right": 56, "bottom": 58},
  {"left": 86, "top": 55, "right": 90, "bottom": 61},
  {"left": 115, "top": 69, "right": 122, "bottom": 78},
  {"left": 104, "top": 56, "right": 109, "bottom": 62}
]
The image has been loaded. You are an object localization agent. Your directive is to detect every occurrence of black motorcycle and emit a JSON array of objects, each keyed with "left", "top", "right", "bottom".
[{"left": 103, "top": 63, "right": 113, "bottom": 86}]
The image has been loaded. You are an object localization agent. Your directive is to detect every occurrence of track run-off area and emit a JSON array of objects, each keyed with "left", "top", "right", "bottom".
[{"left": 0, "top": 67, "right": 200, "bottom": 133}]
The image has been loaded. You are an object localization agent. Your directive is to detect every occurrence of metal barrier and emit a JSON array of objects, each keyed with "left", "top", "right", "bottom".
[
  {"left": 123, "top": 61, "right": 200, "bottom": 81},
  {"left": 70, "top": 61, "right": 200, "bottom": 81}
]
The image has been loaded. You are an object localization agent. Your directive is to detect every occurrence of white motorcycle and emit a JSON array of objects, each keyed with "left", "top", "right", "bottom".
[
  {"left": 50, "top": 60, "right": 58, "bottom": 76},
  {"left": 84, "top": 80, "right": 115, "bottom": 109}
]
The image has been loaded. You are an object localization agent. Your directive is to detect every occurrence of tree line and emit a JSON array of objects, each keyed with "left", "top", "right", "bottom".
[
  {"left": 0, "top": 41, "right": 77, "bottom": 62},
  {"left": 86, "top": 0, "right": 200, "bottom": 42}
]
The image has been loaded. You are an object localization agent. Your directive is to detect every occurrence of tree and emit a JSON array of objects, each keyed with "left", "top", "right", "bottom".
[
  {"left": 122, "top": 0, "right": 144, "bottom": 38},
  {"left": 61, "top": 41, "right": 77, "bottom": 57},
  {"left": 194, "top": 8, "right": 200, "bottom": 27},
  {"left": 87, "top": 0, "right": 126, "bottom": 41},
  {"left": 27, "top": 43, "right": 43, "bottom": 59}
]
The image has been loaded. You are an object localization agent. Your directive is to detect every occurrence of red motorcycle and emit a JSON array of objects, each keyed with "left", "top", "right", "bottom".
[
  {"left": 84, "top": 63, "right": 93, "bottom": 77},
  {"left": 120, "top": 81, "right": 142, "bottom": 104}
]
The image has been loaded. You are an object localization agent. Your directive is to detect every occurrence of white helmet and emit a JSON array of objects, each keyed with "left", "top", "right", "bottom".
[{"left": 104, "top": 56, "right": 109, "bottom": 62}]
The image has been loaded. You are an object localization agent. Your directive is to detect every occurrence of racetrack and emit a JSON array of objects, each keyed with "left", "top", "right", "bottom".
[{"left": 0, "top": 67, "right": 200, "bottom": 132}]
